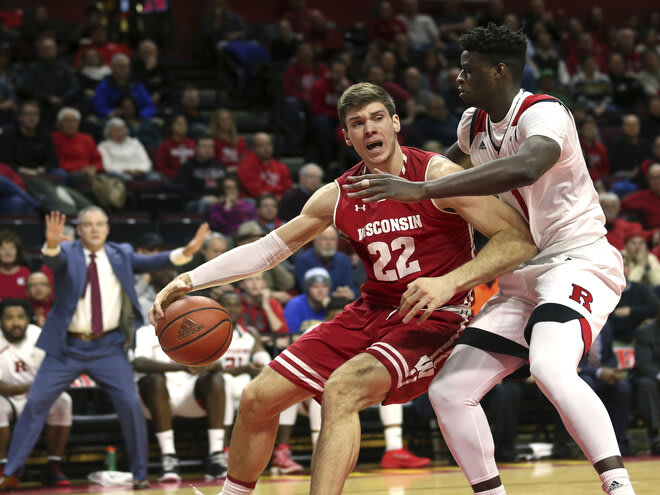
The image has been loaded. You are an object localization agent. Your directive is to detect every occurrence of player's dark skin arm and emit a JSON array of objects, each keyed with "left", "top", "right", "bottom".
[
  {"left": 132, "top": 357, "right": 188, "bottom": 373},
  {"left": 344, "top": 136, "right": 561, "bottom": 202},
  {"left": 0, "top": 380, "right": 30, "bottom": 396}
]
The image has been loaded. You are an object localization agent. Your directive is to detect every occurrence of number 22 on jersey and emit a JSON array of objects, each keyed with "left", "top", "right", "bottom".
[{"left": 368, "top": 236, "right": 421, "bottom": 281}]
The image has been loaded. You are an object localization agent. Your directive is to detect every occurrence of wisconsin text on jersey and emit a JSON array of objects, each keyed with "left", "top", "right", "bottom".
[{"left": 357, "top": 214, "right": 423, "bottom": 241}]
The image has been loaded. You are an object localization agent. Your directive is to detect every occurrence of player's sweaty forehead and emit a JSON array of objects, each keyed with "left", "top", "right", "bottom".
[{"left": 345, "top": 102, "right": 390, "bottom": 124}]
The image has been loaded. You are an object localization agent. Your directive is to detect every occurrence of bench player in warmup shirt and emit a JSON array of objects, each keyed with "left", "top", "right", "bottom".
[
  {"left": 345, "top": 24, "right": 632, "bottom": 495},
  {"left": 132, "top": 292, "right": 270, "bottom": 482},
  {"left": 0, "top": 299, "right": 71, "bottom": 486},
  {"left": 150, "top": 82, "right": 538, "bottom": 495}
]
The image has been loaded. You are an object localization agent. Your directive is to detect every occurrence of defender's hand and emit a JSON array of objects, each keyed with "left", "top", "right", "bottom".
[
  {"left": 149, "top": 274, "right": 192, "bottom": 326},
  {"left": 343, "top": 168, "right": 427, "bottom": 203}
]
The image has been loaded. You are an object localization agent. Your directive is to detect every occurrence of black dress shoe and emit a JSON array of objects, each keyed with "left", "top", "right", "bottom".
[{"left": 133, "top": 479, "right": 150, "bottom": 490}]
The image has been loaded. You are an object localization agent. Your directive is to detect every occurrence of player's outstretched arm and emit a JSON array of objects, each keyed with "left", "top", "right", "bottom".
[
  {"left": 344, "top": 135, "right": 560, "bottom": 203},
  {"left": 149, "top": 183, "right": 338, "bottom": 325},
  {"left": 400, "top": 158, "right": 538, "bottom": 323}
]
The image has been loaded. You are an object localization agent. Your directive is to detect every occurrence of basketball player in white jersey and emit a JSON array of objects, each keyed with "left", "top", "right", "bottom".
[
  {"left": 345, "top": 23, "right": 632, "bottom": 495},
  {"left": 133, "top": 290, "right": 270, "bottom": 482},
  {"left": 0, "top": 299, "right": 71, "bottom": 486}
]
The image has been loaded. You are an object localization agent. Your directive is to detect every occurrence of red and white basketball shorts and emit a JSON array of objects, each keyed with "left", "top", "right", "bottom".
[{"left": 270, "top": 298, "right": 469, "bottom": 405}]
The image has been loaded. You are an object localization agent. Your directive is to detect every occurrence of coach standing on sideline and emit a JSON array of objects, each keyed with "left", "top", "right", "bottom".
[{"left": 0, "top": 207, "right": 208, "bottom": 491}]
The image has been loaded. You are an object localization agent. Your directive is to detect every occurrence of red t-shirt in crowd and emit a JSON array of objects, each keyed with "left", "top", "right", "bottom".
[
  {"left": 283, "top": 62, "right": 328, "bottom": 103},
  {"left": 581, "top": 138, "right": 610, "bottom": 183},
  {"left": 237, "top": 152, "right": 293, "bottom": 198},
  {"left": 0, "top": 266, "right": 31, "bottom": 300},
  {"left": 156, "top": 137, "right": 195, "bottom": 180},
  {"left": 214, "top": 136, "right": 248, "bottom": 173},
  {"left": 237, "top": 292, "right": 289, "bottom": 334},
  {"left": 309, "top": 76, "right": 351, "bottom": 119},
  {"left": 51, "top": 131, "right": 103, "bottom": 173},
  {"left": 621, "top": 189, "right": 660, "bottom": 229},
  {"left": 606, "top": 218, "right": 651, "bottom": 251}
]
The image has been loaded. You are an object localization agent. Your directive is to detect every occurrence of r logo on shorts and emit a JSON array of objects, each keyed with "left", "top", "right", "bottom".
[{"left": 569, "top": 283, "right": 593, "bottom": 313}]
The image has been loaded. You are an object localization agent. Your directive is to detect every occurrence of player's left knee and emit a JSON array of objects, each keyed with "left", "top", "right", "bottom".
[{"left": 47, "top": 392, "right": 72, "bottom": 426}]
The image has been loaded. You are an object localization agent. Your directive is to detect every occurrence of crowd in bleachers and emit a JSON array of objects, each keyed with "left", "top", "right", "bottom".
[{"left": 1, "top": 0, "right": 660, "bottom": 484}]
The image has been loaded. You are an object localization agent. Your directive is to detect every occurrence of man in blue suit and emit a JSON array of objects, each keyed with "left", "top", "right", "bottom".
[{"left": 0, "top": 207, "right": 207, "bottom": 490}]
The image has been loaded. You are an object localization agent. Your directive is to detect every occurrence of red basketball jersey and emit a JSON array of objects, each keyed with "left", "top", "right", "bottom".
[{"left": 334, "top": 146, "right": 475, "bottom": 308}]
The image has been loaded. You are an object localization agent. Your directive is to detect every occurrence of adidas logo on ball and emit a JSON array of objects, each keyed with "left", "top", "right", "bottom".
[{"left": 177, "top": 317, "right": 205, "bottom": 340}]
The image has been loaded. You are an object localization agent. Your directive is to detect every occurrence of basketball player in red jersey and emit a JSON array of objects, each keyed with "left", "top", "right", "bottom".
[
  {"left": 345, "top": 24, "right": 634, "bottom": 495},
  {"left": 149, "top": 82, "right": 537, "bottom": 495}
]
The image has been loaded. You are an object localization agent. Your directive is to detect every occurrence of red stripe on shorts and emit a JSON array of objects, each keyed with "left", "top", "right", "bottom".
[
  {"left": 511, "top": 189, "right": 529, "bottom": 220},
  {"left": 579, "top": 318, "right": 593, "bottom": 360}
]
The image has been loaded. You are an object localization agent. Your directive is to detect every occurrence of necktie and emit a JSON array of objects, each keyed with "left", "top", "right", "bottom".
[{"left": 87, "top": 252, "right": 104, "bottom": 336}]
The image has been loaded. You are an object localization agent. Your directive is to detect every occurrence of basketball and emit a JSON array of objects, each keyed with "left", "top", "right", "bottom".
[{"left": 156, "top": 296, "right": 233, "bottom": 367}]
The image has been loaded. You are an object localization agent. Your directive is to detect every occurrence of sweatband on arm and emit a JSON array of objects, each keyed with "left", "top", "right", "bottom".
[{"left": 188, "top": 231, "right": 293, "bottom": 290}]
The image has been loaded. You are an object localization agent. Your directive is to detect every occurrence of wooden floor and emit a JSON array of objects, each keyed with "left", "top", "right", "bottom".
[{"left": 12, "top": 458, "right": 660, "bottom": 495}]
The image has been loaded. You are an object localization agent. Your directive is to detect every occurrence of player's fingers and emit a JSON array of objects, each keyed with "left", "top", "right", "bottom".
[
  {"left": 399, "top": 288, "right": 419, "bottom": 315},
  {"left": 361, "top": 192, "right": 388, "bottom": 203},
  {"left": 417, "top": 307, "right": 434, "bottom": 324},
  {"left": 402, "top": 298, "right": 427, "bottom": 324}
]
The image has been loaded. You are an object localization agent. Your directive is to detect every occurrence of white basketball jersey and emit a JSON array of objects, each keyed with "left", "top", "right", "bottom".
[
  {"left": 133, "top": 325, "right": 192, "bottom": 388},
  {"left": 457, "top": 90, "right": 606, "bottom": 256},
  {"left": 218, "top": 324, "right": 256, "bottom": 370},
  {"left": 0, "top": 325, "right": 45, "bottom": 399}
]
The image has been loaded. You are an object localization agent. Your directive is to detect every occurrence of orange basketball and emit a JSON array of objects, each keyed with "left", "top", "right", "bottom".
[{"left": 156, "top": 296, "right": 233, "bottom": 367}]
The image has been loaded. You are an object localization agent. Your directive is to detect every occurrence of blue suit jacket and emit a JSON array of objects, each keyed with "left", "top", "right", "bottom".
[{"left": 39, "top": 240, "right": 172, "bottom": 359}]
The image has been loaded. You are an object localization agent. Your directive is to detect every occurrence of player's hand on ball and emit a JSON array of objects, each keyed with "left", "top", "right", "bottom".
[
  {"left": 149, "top": 274, "right": 193, "bottom": 326},
  {"left": 400, "top": 277, "right": 452, "bottom": 324}
]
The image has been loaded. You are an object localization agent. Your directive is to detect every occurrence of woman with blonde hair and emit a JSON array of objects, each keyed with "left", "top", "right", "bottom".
[{"left": 208, "top": 108, "right": 247, "bottom": 172}]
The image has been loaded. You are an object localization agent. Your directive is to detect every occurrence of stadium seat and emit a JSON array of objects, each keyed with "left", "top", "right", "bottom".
[
  {"left": 159, "top": 213, "right": 206, "bottom": 247},
  {"left": 108, "top": 212, "right": 153, "bottom": 245},
  {"left": 0, "top": 215, "right": 44, "bottom": 251}
]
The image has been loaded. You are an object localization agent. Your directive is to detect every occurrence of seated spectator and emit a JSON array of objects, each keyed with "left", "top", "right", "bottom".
[
  {"left": 237, "top": 273, "right": 289, "bottom": 338},
  {"left": 74, "top": 23, "right": 131, "bottom": 67},
  {"left": 531, "top": 30, "right": 569, "bottom": 87},
  {"left": 255, "top": 193, "right": 282, "bottom": 233},
  {"left": 132, "top": 289, "right": 263, "bottom": 482},
  {"left": 237, "top": 133, "right": 292, "bottom": 198},
  {"left": 269, "top": 19, "right": 299, "bottom": 67},
  {"left": 621, "top": 232, "right": 660, "bottom": 288},
  {"left": 608, "top": 256, "right": 659, "bottom": 344},
  {"left": 564, "top": 32, "right": 608, "bottom": 77},
  {"left": 51, "top": 107, "right": 103, "bottom": 187},
  {"left": 0, "top": 230, "right": 31, "bottom": 300},
  {"left": 0, "top": 165, "right": 40, "bottom": 214},
  {"left": 116, "top": 95, "right": 162, "bottom": 152},
  {"left": 77, "top": 48, "right": 111, "bottom": 100},
  {"left": 600, "top": 192, "right": 649, "bottom": 251},
  {"left": 440, "top": 67, "right": 465, "bottom": 118},
  {"left": 131, "top": 39, "right": 172, "bottom": 107},
  {"left": 25, "top": 272, "right": 51, "bottom": 326},
  {"left": 233, "top": 221, "right": 294, "bottom": 305},
  {"left": 206, "top": 176, "right": 256, "bottom": 235},
  {"left": 397, "top": 0, "right": 440, "bottom": 52},
  {"left": 282, "top": 41, "right": 327, "bottom": 106},
  {"left": 208, "top": 109, "right": 247, "bottom": 173},
  {"left": 632, "top": 318, "right": 660, "bottom": 455},
  {"left": 579, "top": 117, "right": 610, "bottom": 184},
  {"left": 0, "top": 75, "right": 16, "bottom": 126},
  {"left": 419, "top": 49, "right": 448, "bottom": 96},
  {"left": 435, "top": 0, "right": 474, "bottom": 58},
  {"left": 0, "top": 100, "right": 59, "bottom": 176},
  {"left": 570, "top": 54, "right": 613, "bottom": 118},
  {"left": 284, "top": 267, "right": 330, "bottom": 333},
  {"left": 608, "top": 114, "right": 653, "bottom": 179},
  {"left": 621, "top": 163, "right": 660, "bottom": 229},
  {"left": 615, "top": 28, "right": 642, "bottom": 74},
  {"left": 607, "top": 52, "right": 647, "bottom": 113},
  {"left": 17, "top": 37, "right": 78, "bottom": 124},
  {"left": 98, "top": 118, "right": 154, "bottom": 181},
  {"left": 177, "top": 232, "right": 228, "bottom": 275},
  {"left": 294, "top": 226, "right": 357, "bottom": 299},
  {"left": 0, "top": 299, "right": 72, "bottom": 486},
  {"left": 367, "top": 1, "right": 407, "bottom": 49},
  {"left": 535, "top": 68, "right": 572, "bottom": 109},
  {"left": 176, "top": 135, "right": 227, "bottom": 214},
  {"left": 307, "top": 58, "right": 351, "bottom": 168},
  {"left": 401, "top": 66, "right": 437, "bottom": 120},
  {"left": 155, "top": 115, "right": 195, "bottom": 180},
  {"left": 174, "top": 85, "right": 209, "bottom": 138},
  {"left": 637, "top": 50, "right": 660, "bottom": 98},
  {"left": 642, "top": 96, "right": 660, "bottom": 143},
  {"left": 407, "top": 96, "right": 459, "bottom": 149},
  {"left": 93, "top": 54, "right": 156, "bottom": 119},
  {"left": 279, "top": 162, "right": 323, "bottom": 221},
  {"left": 305, "top": 9, "right": 344, "bottom": 62}
]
